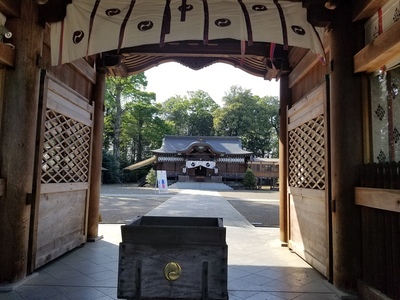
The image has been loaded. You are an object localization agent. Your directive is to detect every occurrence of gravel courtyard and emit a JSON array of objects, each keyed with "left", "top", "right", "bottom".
[{"left": 100, "top": 184, "right": 279, "bottom": 227}]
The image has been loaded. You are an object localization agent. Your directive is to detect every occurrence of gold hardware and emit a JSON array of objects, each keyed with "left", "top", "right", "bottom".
[{"left": 164, "top": 262, "right": 182, "bottom": 281}]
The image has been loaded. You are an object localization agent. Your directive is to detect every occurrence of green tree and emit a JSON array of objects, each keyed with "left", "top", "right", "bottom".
[
  {"left": 243, "top": 168, "right": 257, "bottom": 189},
  {"left": 104, "top": 73, "right": 173, "bottom": 182},
  {"left": 161, "top": 96, "right": 190, "bottom": 135},
  {"left": 104, "top": 74, "right": 148, "bottom": 168},
  {"left": 124, "top": 91, "right": 164, "bottom": 163},
  {"left": 213, "top": 86, "right": 256, "bottom": 136},
  {"left": 187, "top": 90, "right": 219, "bottom": 136}
]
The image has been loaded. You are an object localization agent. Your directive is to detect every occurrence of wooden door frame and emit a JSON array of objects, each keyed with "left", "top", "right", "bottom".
[
  {"left": 28, "top": 69, "right": 48, "bottom": 273},
  {"left": 286, "top": 80, "right": 332, "bottom": 280}
]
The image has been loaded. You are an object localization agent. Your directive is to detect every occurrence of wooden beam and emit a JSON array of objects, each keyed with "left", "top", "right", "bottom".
[
  {"left": 352, "top": 0, "right": 389, "bottom": 22},
  {"left": 0, "top": 0, "right": 42, "bottom": 283},
  {"left": 279, "top": 76, "right": 290, "bottom": 244},
  {"left": 355, "top": 187, "right": 400, "bottom": 213},
  {"left": 87, "top": 72, "right": 106, "bottom": 240},
  {"left": 40, "top": 183, "right": 89, "bottom": 194},
  {"left": 330, "top": 3, "right": 363, "bottom": 290},
  {"left": 0, "top": 42, "right": 15, "bottom": 68},
  {"left": 0, "top": 0, "right": 21, "bottom": 17},
  {"left": 354, "top": 20, "right": 400, "bottom": 73}
]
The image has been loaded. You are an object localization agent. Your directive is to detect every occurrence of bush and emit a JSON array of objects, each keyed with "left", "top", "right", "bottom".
[
  {"left": 146, "top": 168, "right": 157, "bottom": 187},
  {"left": 243, "top": 168, "right": 257, "bottom": 189}
]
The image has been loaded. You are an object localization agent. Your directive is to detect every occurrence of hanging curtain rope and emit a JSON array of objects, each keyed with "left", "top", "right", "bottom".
[
  {"left": 273, "top": 0, "right": 288, "bottom": 50},
  {"left": 237, "top": 0, "right": 253, "bottom": 46},
  {"left": 87, "top": 0, "right": 101, "bottom": 59},
  {"left": 160, "top": 0, "right": 172, "bottom": 47},
  {"left": 202, "top": 0, "right": 209, "bottom": 45},
  {"left": 180, "top": 0, "right": 187, "bottom": 21},
  {"left": 118, "top": 0, "right": 136, "bottom": 53}
]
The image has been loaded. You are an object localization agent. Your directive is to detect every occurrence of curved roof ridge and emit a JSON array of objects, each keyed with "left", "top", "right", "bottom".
[{"left": 152, "top": 135, "right": 252, "bottom": 155}]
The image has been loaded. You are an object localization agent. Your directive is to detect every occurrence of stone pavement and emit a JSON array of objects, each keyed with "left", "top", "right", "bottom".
[
  {"left": 0, "top": 189, "right": 346, "bottom": 300},
  {"left": 146, "top": 189, "right": 254, "bottom": 227}
]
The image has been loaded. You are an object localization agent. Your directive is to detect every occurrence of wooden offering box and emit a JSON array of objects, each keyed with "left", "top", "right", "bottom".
[{"left": 118, "top": 216, "right": 228, "bottom": 300}]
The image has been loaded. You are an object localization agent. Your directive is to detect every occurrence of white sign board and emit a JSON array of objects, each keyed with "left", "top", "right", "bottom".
[{"left": 156, "top": 170, "right": 168, "bottom": 193}]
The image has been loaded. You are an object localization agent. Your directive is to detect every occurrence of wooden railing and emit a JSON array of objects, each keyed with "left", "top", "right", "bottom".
[
  {"left": 355, "top": 162, "right": 400, "bottom": 299},
  {"left": 359, "top": 161, "right": 400, "bottom": 189}
]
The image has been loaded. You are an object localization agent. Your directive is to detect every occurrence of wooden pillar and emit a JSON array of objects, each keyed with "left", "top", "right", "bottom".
[
  {"left": 279, "top": 75, "right": 291, "bottom": 244},
  {"left": 0, "top": 2, "right": 42, "bottom": 283},
  {"left": 87, "top": 72, "right": 106, "bottom": 240},
  {"left": 329, "top": 3, "right": 363, "bottom": 293}
]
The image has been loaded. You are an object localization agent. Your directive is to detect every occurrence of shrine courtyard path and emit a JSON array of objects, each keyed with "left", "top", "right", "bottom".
[{"left": 100, "top": 184, "right": 280, "bottom": 227}]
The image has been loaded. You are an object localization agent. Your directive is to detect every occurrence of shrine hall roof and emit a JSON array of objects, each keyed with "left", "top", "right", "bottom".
[{"left": 152, "top": 136, "right": 253, "bottom": 156}]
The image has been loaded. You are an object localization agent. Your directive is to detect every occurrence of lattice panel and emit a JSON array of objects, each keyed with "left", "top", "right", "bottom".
[
  {"left": 41, "top": 109, "right": 91, "bottom": 184},
  {"left": 288, "top": 115, "right": 325, "bottom": 190}
]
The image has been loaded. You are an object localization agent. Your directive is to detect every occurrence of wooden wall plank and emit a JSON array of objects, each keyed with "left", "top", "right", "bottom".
[
  {"left": 35, "top": 190, "right": 87, "bottom": 268},
  {"left": 0, "top": 42, "right": 15, "bottom": 68},
  {"left": 354, "top": 20, "right": 400, "bottom": 73},
  {"left": 47, "top": 89, "right": 92, "bottom": 126},
  {"left": 288, "top": 191, "right": 328, "bottom": 277},
  {"left": 287, "top": 82, "right": 325, "bottom": 131},
  {"left": 289, "top": 51, "right": 320, "bottom": 89},
  {"left": 352, "top": 0, "right": 389, "bottom": 22},
  {"left": 355, "top": 187, "right": 400, "bottom": 212},
  {"left": 119, "top": 243, "right": 227, "bottom": 299},
  {"left": 71, "top": 59, "right": 97, "bottom": 85},
  {"left": 48, "top": 77, "right": 92, "bottom": 112},
  {"left": 288, "top": 104, "right": 324, "bottom": 131},
  {"left": 288, "top": 186, "right": 325, "bottom": 199},
  {"left": 0, "top": 178, "right": 5, "bottom": 196}
]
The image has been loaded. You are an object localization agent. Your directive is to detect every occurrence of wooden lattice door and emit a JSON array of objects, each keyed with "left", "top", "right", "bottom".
[
  {"left": 287, "top": 82, "right": 331, "bottom": 279},
  {"left": 30, "top": 73, "right": 94, "bottom": 269}
]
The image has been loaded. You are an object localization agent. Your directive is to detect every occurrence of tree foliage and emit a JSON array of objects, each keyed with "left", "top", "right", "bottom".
[
  {"left": 161, "top": 90, "right": 219, "bottom": 136},
  {"left": 214, "top": 86, "right": 279, "bottom": 157}
]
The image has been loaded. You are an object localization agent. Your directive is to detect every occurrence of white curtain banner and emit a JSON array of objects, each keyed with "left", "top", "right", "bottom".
[
  {"left": 50, "top": 0, "right": 325, "bottom": 65},
  {"left": 186, "top": 161, "right": 216, "bottom": 169}
]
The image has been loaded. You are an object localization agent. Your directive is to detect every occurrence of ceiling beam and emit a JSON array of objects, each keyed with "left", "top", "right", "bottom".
[{"left": 116, "top": 40, "right": 274, "bottom": 57}]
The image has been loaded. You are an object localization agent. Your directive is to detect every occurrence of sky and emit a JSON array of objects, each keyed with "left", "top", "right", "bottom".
[{"left": 144, "top": 62, "right": 280, "bottom": 106}]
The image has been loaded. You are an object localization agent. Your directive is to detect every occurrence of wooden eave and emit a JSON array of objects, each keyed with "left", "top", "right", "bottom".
[{"left": 101, "top": 39, "right": 290, "bottom": 79}]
